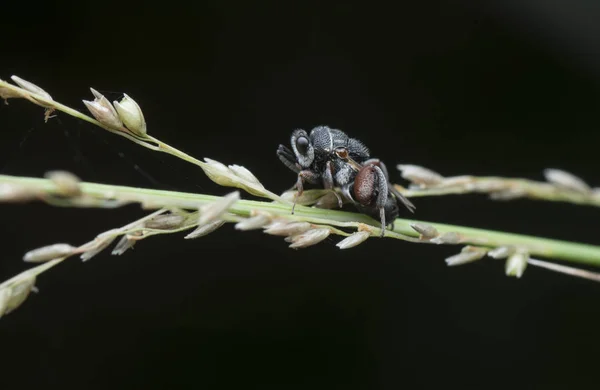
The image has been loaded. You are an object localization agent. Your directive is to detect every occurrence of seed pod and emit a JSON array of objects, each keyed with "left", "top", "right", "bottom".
[
  {"left": 198, "top": 191, "right": 240, "bottom": 226},
  {"left": 185, "top": 220, "right": 226, "bottom": 239},
  {"left": 397, "top": 164, "right": 444, "bottom": 186},
  {"left": 430, "top": 232, "right": 461, "bottom": 245},
  {"left": 11, "top": 76, "right": 53, "bottom": 101},
  {"left": 228, "top": 164, "right": 261, "bottom": 185},
  {"left": 445, "top": 246, "right": 487, "bottom": 266},
  {"left": 113, "top": 94, "right": 147, "bottom": 136},
  {"left": 505, "top": 252, "right": 529, "bottom": 278},
  {"left": 112, "top": 235, "right": 137, "bottom": 255},
  {"left": 543, "top": 168, "right": 591, "bottom": 194},
  {"left": 83, "top": 88, "right": 123, "bottom": 128},
  {"left": 287, "top": 228, "right": 331, "bottom": 249},
  {"left": 264, "top": 221, "right": 311, "bottom": 236},
  {"left": 235, "top": 214, "right": 272, "bottom": 231},
  {"left": 80, "top": 235, "right": 118, "bottom": 262},
  {"left": 336, "top": 231, "right": 370, "bottom": 249},
  {"left": 0, "top": 276, "right": 37, "bottom": 318},
  {"left": 410, "top": 223, "right": 439, "bottom": 239},
  {"left": 144, "top": 214, "right": 186, "bottom": 230},
  {"left": 23, "top": 243, "right": 76, "bottom": 263},
  {"left": 487, "top": 246, "right": 516, "bottom": 259}
]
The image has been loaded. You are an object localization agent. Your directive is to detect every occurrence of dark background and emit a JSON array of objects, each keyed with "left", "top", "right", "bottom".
[{"left": 1, "top": 1, "right": 600, "bottom": 388}]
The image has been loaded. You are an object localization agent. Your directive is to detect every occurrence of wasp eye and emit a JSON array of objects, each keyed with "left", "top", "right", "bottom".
[{"left": 296, "top": 136, "right": 310, "bottom": 155}]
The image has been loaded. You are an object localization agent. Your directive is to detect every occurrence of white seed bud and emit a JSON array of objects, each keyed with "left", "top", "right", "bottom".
[
  {"left": 487, "top": 246, "right": 516, "bottom": 259},
  {"left": 288, "top": 228, "right": 331, "bottom": 249},
  {"left": 410, "top": 223, "right": 439, "bottom": 239},
  {"left": 235, "top": 214, "right": 272, "bottom": 231},
  {"left": 45, "top": 170, "right": 82, "bottom": 197},
  {"left": 445, "top": 246, "right": 487, "bottom": 266},
  {"left": 430, "top": 232, "right": 462, "bottom": 245},
  {"left": 185, "top": 220, "right": 226, "bottom": 239},
  {"left": 336, "top": 231, "right": 371, "bottom": 249},
  {"left": 80, "top": 235, "right": 117, "bottom": 262},
  {"left": 0, "top": 287, "right": 10, "bottom": 318},
  {"left": 264, "top": 221, "right": 311, "bottom": 236},
  {"left": 471, "top": 179, "right": 505, "bottom": 192},
  {"left": 202, "top": 158, "right": 267, "bottom": 197},
  {"left": 10, "top": 75, "right": 53, "bottom": 101},
  {"left": 280, "top": 189, "right": 331, "bottom": 206},
  {"left": 488, "top": 188, "right": 526, "bottom": 200},
  {"left": 113, "top": 94, "right": 147, "bottom": 136},
  {"left": 201, "top": 158, "right": 242, "bottom": 189},
  {"left": 505, "top": 252, "right": 529, "bottom": 278},
  {"left": 437, "top": 175, "right": 473, "bottom": 188},
  {"left": 198, "top": 191, "right": 240, "bottom": 226},
  {"left": 201, "top": 158, "right": 268, "bottom": 198},
  {"left": 543, "top": 168, "right": 591, "bottom": 194},
  {"left": 112, "top": 235, "right": 137, "bottom": 256},
  {"left": 2, "top": 276, "right": 37, "bottom": 316},
  {"left": 397, "top": 164, "right": 444, "bottom": 186},
  {"left": 228, "top": 164, "right": 261, "bottom": 185},
  {"left": 83, "top": 89, "right": 123, "bottom": 129},
  {"left": 315, "top": 191, "right": 343, "bottom": 209},
  {"left": 144, "top": 214, "right": 186, "bottom": 230},
  {"left": 23, "top": 243, "right": 76, "bottom": 263}
]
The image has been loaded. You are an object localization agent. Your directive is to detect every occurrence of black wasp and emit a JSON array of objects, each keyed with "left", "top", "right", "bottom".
[{"left": 277, "top": 125, "right": 415, "bottom": 236}]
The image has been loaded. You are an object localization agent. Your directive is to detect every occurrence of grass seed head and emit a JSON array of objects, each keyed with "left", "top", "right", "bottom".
[
  {"left": 0, "top": 277, "right": 38, "bottom": 318},
  {"left": 287, "top": 228, "right": 331, "bottom": 249},
  {"left": 198, "top": 191, "right": 240, "bottom": 226},
  {"left": 543, "top": 168, "right": 591, "bottom": 194},
  {"left": 336, "top": 231, "right": 371, "bottom": 249},
  {"left": 185, "top": 220, "right": 226, "bottom": 239},
  {"left": 80, "top": 235, "right": 118, "bottom": 262},
  {"left": 10, "top": 75, "right": 53, "bottom": 101},
  {"left": 228, "top": 164, "right": 261, "bottom": 185},
  {"left": 487, "top": 245, "right": 516, "bottom": 259},
  {"left": 83, "top": 88, "right": 124, "bottom": 129},
  {"left": 505, "top": 251, "right": 529, "bottom": 278},
  {"left": 144, "top": 214, "right": 187, "bottom": 230},
  {"left": 445, "top": 246, "right": 487, "bottom": 266},
  {"left": 112, "top": 235, "right": 137, "bottom": 255},
  {"left": 397, "top": 164, "right": 444, "bottom": 187},
  {"left": 410, "top": 223, "right": 439, "bottom": 239},
  {"left": 113, "top": 94, "right": 147, "bottom": 137},
  {"left": 235, "top": 213, "right": 272, "bottom": 231},
  {"left": 430, "top": 232, "right": 462, "bottom": 245},
  {"left": 264, "top": 221, "right": 311, "bottom": 236},
  {"left": 23, "top": 243, "right": 76, "bottom": 263}
]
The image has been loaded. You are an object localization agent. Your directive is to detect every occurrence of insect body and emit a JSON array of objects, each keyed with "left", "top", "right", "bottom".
[{"left": 277, "top": 126, "right": 415, "bottom": 236}]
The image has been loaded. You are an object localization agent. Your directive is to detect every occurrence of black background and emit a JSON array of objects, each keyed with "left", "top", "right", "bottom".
[{"left": 2, "top": 1, "right": 600, "bottom": 388}]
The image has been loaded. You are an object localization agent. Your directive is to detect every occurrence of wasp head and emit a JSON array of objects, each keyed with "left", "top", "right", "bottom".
[{"left": 290, "top": 129, "right": 315, "bottom": 168}]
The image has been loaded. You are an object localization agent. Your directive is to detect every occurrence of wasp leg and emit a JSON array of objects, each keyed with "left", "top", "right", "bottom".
[
  {"left": 372, "top": 165, "right": 390, "bottom": 237},
  {"left": 340, "top": 182, "right": 356, "bottom": 205},
  {"left": 364, "top": 158, "right": 415, "bottom": 213},
  {"left": 323, "top": 161, "right": 344, "bottom": 208},
  {"left": 389, "top": 185, "right": 416, "bottom": 213},
  {"left": 277, "top": 144, "right": 300, "bottom": 174},
  {"left": 292, "top": 169, "right": 320, "bottom": 214}
]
